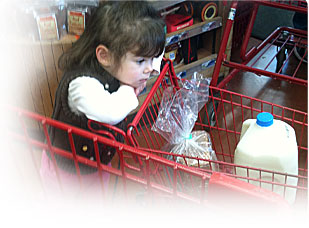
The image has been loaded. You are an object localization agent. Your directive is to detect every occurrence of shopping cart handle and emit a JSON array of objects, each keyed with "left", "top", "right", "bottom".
[{"left": 207, "top": 172, "right": 290, "bottom": 210}]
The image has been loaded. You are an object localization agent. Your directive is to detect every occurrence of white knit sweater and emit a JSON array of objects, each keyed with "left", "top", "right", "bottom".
[{"left": 68, "top": 53, "right": 163, "bottom": 125}]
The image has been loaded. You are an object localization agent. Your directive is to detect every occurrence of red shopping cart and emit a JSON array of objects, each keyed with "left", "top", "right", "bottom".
[
  {"left": 5, "top": 100, "right": 291, "bottom": 209},
  {"left": 126, "top": 59, "right": 308, "bottom": 208},
  {"left": 211, "top": 0, "right": 307, "bottom": 88}
]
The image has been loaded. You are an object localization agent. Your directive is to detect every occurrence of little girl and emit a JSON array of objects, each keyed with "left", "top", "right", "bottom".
[{"left": 40, "top": 1, "right": 165, "bottom": 199}]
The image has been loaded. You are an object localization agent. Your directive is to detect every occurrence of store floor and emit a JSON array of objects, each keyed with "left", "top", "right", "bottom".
[{"left": 226, "top": 37, "right": 307, "bottom": 112}]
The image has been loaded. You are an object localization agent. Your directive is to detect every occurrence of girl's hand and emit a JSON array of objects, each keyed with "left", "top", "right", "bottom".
[{"left": 134, "top": 81, "right": 147, "bottom": 96}]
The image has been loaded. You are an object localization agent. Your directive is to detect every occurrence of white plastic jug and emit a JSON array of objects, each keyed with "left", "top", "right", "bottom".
[{"left": 234, "top": 112, "right": 298, "bottom": 204}]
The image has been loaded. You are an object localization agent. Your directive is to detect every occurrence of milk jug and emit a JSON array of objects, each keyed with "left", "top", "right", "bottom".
[{"left": 234, "top": 112, "right": 298, "bottom": 204}]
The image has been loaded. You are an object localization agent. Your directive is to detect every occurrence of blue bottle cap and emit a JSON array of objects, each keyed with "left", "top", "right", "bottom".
[{"left": 256, "top": 112, "right": 273, "bottom": 127}]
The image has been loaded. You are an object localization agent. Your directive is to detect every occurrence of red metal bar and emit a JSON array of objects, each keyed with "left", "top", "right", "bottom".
[
  {"left": 241, "top": 0, "right": 307, "bottom": 61},
  {"left": 207, "top": 172, "right": 289, "bottom": 208},
  {"left": 240, "top": 2, "right": 259, "bottom": 61},
  {"left": 93, "top": 137, "right": 106, "bottom": 198},
  {"left": 217, "top": 68, "right": 240, "bottom": 89},
  {"left": 222, "top": 59, "right": 307, "bottom": 86},
  {"left": 256, "top": 0, "right": 307, "bottom": 13},
  {"left": 292, "top": 47, "right": 308, "bottom": 78},
  {"left": 41, "top": 119, "right": 63, "bottom": 191},
  {"left": 67, "top": 129, "right": 82, "bottom": 186},
  {"left": 211, "top": 1, "right": 238, "bottom": 87},
  {"left": 214, "top": 0, "right": 307, "bottom": 90},
  {"left": 127, "top": 60, "right": 172, "bottom": 146},
  {"left": 244, "top": 26, "right": 307, "bottom": 61},
  {"left": 276, "top": 42, "right": 295, "bottom": 74},
  {"left": 9, "top": 105, "right": 229, "bottom": 204}
]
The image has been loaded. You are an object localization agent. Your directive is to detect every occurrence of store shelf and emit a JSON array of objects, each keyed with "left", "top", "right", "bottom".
[
  {"left": 33, "top": 16, "right": 222, "bottom": 47},
  {"left": 49, "top": 34, "right": 78, "bottom": 44},
  {"left": 9, "top": 34, "right": 78, "bottom": 45},
  {"left": 165, "top": 16, "right": 222, "bottom": 46},
  {"left": 150, "top": 0, "right": 187, "bottom": 11},
  {"left": 174, "top": 51, "right": 217, "bottom": 78}
]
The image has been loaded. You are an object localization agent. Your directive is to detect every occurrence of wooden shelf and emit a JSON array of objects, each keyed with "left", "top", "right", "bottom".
[
  {"left": 25, "top": 16, "right": 222, "bottom": 47},
  {"left": 7, "top": 34, "right": 78, "bottom": 45},
  {"left": 36, "top": 16, "right": 222, "bottom": 47},
  {"left": 165, "top": 16, "right": 222, "bottom": 46},
  {"left": 149, "top": 0, "right": 187, "bottom": 11},
  {"left": 173, "top": 49, "right": 216, "bottom": 75},
  {"left": 176, "top": 58, "right": 217, "bottom": 79},
  {"left": 13, "top": 12, "right": 221, "bottom": 49}
]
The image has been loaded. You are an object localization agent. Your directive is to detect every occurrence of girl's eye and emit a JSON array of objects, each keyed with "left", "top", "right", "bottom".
[{"left": 136, "top": 59, "right": 145, "bottom": 64}]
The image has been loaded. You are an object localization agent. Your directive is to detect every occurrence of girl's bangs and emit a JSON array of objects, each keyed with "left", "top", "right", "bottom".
[{"left": 132, "top": 24, "right": 165, "bottom": 58}]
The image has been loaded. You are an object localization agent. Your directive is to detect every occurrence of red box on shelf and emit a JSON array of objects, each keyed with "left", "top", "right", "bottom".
[{"left": 165, "top": 14, "right": 193, "bottom": 33}]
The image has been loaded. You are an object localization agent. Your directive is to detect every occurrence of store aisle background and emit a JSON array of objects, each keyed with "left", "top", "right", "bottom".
[{"left": 227, "top": 37, "right": 307, "bottom": 113}]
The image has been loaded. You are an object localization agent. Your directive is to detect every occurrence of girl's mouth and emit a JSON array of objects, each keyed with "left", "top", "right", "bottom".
[{"left": 139, "top": 79, "right": 148, "bottom": 84}]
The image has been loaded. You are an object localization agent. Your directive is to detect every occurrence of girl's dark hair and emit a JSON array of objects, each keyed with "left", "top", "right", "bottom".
[{"left": 59, "top": 1, "right": 166, "bottom": 72}]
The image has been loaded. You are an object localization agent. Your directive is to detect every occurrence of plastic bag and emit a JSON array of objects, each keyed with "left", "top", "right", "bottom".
[{"left": 152, "top": 72, "right": 217, "bottom": 169}]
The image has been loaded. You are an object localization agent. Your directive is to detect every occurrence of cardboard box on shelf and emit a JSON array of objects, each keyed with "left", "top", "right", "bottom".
[{"left": 165, "top": 14, "right": 193, "bottom": 33}]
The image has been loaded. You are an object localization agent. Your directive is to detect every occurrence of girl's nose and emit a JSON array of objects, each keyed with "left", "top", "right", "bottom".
[{"left": 144, "top": 60, "right": 153, "bottom": 74}]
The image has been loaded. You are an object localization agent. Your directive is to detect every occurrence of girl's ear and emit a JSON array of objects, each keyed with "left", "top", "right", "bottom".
[{"left": 96, "top": 45, "right": 111, "bottom": 67}]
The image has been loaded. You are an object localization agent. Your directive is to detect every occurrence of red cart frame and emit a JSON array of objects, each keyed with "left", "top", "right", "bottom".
[
  {"left": 211, "top": 0, "right": 307, "bottom": 88},
  {"left": 127, "top": 59, "right": 308, "bottom": 207},
  {"left": 5, "top": 104, "right": 290, "bottom": 208}
]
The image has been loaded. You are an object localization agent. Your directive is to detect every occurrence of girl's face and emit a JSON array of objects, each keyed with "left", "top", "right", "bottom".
[{"left": 113, "top": 52, "right": 154, "bottom": 88}]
